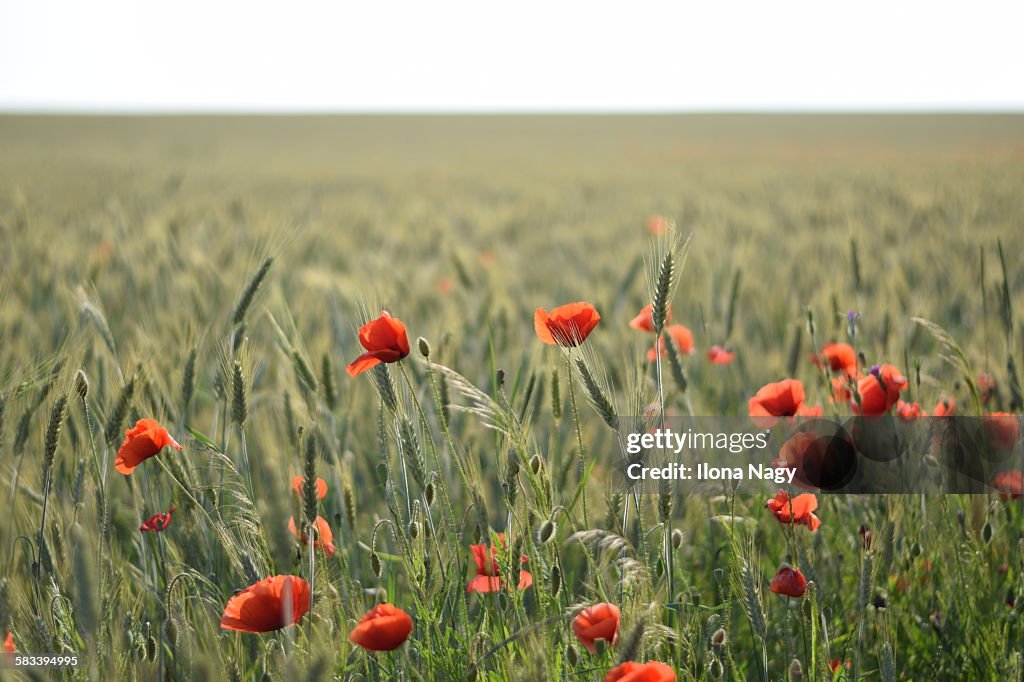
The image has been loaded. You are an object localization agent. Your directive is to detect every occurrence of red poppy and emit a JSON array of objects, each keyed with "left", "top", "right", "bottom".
[
  {"left": 770, "top": 565, "right": 807, "bottom": 598},
  {"left": 435, "top": 276, "right": 455, "bottom": 295},
  {"left": 853, "top": 364, "right": 906, "bottom": 416},
  {"left": 139, "top": 505, "right": 176, "bottom": 532},
  {"left": 604, "top": 661, "right": 676, "bottom": 682},
  {"left": 346, "top": 311, "right": 411, "bottom": 377},
  {"left": 749, "top": 379, "right": 815, "bottom": 426},
  {"left": 984, "top": 412, "right": 1020, "bottom": 452},
  {"left": 572, "top": 603, "right": 620, "bottom": 654},
  {"left": 348, "top": 603, "right": 414, "bottom": 651},
  {"left": 896, "top": 400, "right": 922, "bottom": 422},
  {"left": 812, "top": 343, "right": 857, "bottom": 376},
  {"left": 773, "top": 432, "right": 835, "bottom": 492},
  {"left": 829, "top": 659, "right": 851, "bottom": 673},
  {"left": 288, "top": 516, "right": 337, "bottom": 557},
  {"left": 466, "top": 533, "right": 533, "bottom": 592},
  {"left": 646, "top": 325, "right": 694, "bottom": 361},
  {"left": 3, "top": 630, "right": 13, "bottom": 654},
  {"left": 646, "top": 214, "right": 670, "bottom": 236},
  {"left": 630, "top": 304, "right": 670, "bottom": 333},
  {"left": 707, "top": 345, "right": 735, "bottom": 365},
  {"left": 932, "top": 398, "right": 955, "bottom": 417},
  {"left": 115, "top": 419, "right": 182, "bottom": 475},
  {"left": 534, "top": 302, "right": 601, "bottom": 347},
  {"left": 765, "top": 491, "right": 821, "bottom": 531},
  {"left": 220, "top": 575, "right": 311, "bottom": 633},
  {"left": 993, "top": 471, "right": 1023, "bottom": 501},
  {"left": 290, "top": 475, "right": 328, "bottom": 500},
  {"left": 831, "top": 375, "right": 854, "bottom": 403}
]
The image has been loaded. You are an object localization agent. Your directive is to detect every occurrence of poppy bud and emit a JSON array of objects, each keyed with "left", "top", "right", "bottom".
[
  {"left": 911, "top": 542, "right": 922, "bottom": 558},
  {"left": 709, "top": 657, "right": 724, "bottom": 679},
  {"left": 529, "top": 454, "right": 543, "bottom": 475},
  {"left": 550, "top": 565, "right": 561, "bottom": 598},
  {"left": 537, "top": 520, "right": 556, "bottom": 545},
  {"left": 408, "top": 521, "right": 420, "bottom": 539},
  {"left": 371, "top": 552, "right": 382, "bottom": 578},
  {"left": 417, "top": 337, "right": 430, "bottom": 358},
  {"left": 789, "top": 658, "right": 803, "bottom": 680},
  {"left": 711, "top": 627, "right": 727, "bottom": 648},
  {"left": 671, "top": 528, "right": 684, "bottom": 550},
  {"left": 424, "top": 478, "right": 436, "bottom": 508},
  {"left": 164, "top": 616, "right": 178, "bottom": 648},
  {"left": 564, "top": 643, "right": 578, "bottom": 667},
  {"left": 983, "top": 522, "right": 993, "bottom": 544}
]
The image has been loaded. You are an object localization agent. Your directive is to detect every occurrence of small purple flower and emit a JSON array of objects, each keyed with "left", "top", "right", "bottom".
[
  {"left": 847, "top": 310, "right": 857, "bottom": 323},
  {"left": 869, "top": 365, "right": 881, "bottom": 379}
]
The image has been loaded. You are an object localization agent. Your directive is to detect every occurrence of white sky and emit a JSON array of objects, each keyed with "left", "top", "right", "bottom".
[{"left": 1, "top": 0, "right": 1022, "bottom": 112}]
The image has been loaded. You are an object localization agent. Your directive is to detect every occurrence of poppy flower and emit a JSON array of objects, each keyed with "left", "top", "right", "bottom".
[
  {"left": 770, "top": 565, "right": 807, "bottom": 598},
  {"left": 765, "top": 491, "right": 821, "bottom": 531},
  {"left": 139, "top": 505, "right": 176, "bottom": 532},
  {"left": 572, "top": 602, "right": 620, "bottom": 654},
  {"left": 3, "top": 630, "right": 13, "bottom": 654},
  {"left": 115, "top": 418, "right": 182, "bottom": 475},
  {"left": 630, "top": 304, "right": 670, "bottom": 333},
  {"left": 896, "top": 400, "right": 922, "bottom": 422},
  {"left": 220, "top": 575, "right": 311, "bottom": 633},
  {"left": 346, "top": 311, "right": 410, "bottom": 377},
  {"left": 773, "top": 432, "right": 840, "bottom": 492},
  {"left": 707, "top": 345, "right": 735, "bottom": 365},
  {"left": 288, "top": 516, "right": 337, "bottom": 557},
  {"left": 984, "top": 412, "right": 1020, "bottom": 452},
  {"left": 534, "top": 302, "right": 601, "bottom": 347},
  {"left": 992, "top": 470, "right": 1023, "bottom": 501},
  {"left": 290, "top": 475, "right": 328, "bottom": 500},
  {"left": 932, "top": 398, "right": 955, "bottom": 417},
  {"left": 646, "top": 325, "right": 694, "bottom": 361},
  {"left": 831, "top": 375, "right": 854, "bottom": 403},
  {"left": 829, "top": 659, "right": 851, "bottom": 673},
  {"left": 466, "top": 533, "right": 533, "bottom": 593},
  {"left": 853, "top": 364, "right": 906, "bottom": 416},
  {"left": 748, "top": 379, "right": 815, "bottom": 426},
  {"left": 646, "top": 214, "right": 670, "bottom": 236},
  {"left": 812, "top": 343, "right": 857, "bottom": 376},
  {"left": 348, "top": 603, "right": 414, "bottom": 651},
  {"left": 604, "top": 660, "right": 676, "bottom": 682}
]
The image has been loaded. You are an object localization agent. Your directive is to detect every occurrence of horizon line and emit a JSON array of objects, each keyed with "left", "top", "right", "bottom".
[{"left": 3, "top": 107, "right": 1024, "bottom": 117}]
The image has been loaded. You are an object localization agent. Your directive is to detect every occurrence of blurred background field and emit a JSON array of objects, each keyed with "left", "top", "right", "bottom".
[{"left": 1, "top": 114, "right": 1023, "bottom": 680}]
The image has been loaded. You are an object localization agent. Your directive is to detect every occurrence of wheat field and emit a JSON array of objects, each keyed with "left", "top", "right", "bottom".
[{"left": 0, "top": 114, "right": 1023, "bottom": 681}]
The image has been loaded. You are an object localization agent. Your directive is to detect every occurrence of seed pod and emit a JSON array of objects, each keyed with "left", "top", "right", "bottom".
[
  {"left": 709, "top": 658, "right": 724, "bottom": 679},
  {"left": 424, "top": 474, "right": 436, "bottom": 508},
  {"left": 788, "top": 658, "right": 803, "bottom": 680},
  {"left": 550, "top": 565, "right": 561, "bottom": 598},
  {"left": 417, "top": 337, "right": 430, "bottom": 358},
  {"left": 529, "top": 454, "right": 543, "bottom": 475},
  {"left": 983, "top": 522, "right": 993, "bottom": 544},
  {"left": 564, "top": 643, "right": 577, "bottom": 667},
  {"left": 408, "top": 520, "right": 420, "bottom": 540}
]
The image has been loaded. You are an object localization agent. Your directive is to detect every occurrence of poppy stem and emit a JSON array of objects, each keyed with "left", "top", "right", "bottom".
[{"left": 565, "top": 354, "right": 588, "bottom": 526}]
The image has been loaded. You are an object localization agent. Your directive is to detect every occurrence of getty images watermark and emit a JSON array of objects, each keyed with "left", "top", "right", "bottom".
[{"left": 611, "top": 415, "right": 1023, "bottom": 495}]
